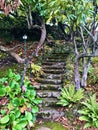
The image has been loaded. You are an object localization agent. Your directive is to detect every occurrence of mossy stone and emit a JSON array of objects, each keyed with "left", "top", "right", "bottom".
[{"left": 33, "top": 121, "right": 67, "bottom": 130}]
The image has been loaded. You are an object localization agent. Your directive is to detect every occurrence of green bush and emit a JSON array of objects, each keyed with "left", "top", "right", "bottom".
[
  {"left": 0, "top": 69, "right": 42, "bottom": 130},
  {"left": 57, "top": 84, "right": 84, "bottom": 107},
  {"left": 78, "top": 94, "right": 98, "bottom": 128},
  {"left": 30, "top": 63, "right": 43, "bottom": 78}
]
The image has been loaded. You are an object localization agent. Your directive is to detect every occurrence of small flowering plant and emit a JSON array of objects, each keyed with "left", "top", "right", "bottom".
[{"left": 0, "top": 69, "right": 42, "bottom": 130}]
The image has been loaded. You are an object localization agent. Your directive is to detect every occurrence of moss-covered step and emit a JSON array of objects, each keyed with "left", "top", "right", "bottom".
[
  {"left": 37, "top": 107, "right": 64, "bottom": 120},
  {"left": 42, "top": 69, "right": 64, "bottom": 74},
  {"left": 43, "top": 65, "right": 65, "bottom": 70},
  {"left": 33, "top": 121, "right": 67, "bottom": 130},
  {"left": 42, "top": 62, "right": 65, "bottom": 66},
  {"left": 37, "top": 90, "right": 60, "bottom": 98},
  {"left": 46, "top": 59, "right": 66, "bottom": 62},
  {"left": 40, "top": 84, "right": 62, "bottom": 90},
  {"left": 41, "top": 73, "right": 64, "bottom": 79},
  {"left": 36, "top": 78, "right": 63, "bottom": 84},
  {"left": 39, "top": 98, "right": 58, "bottom": 107}
]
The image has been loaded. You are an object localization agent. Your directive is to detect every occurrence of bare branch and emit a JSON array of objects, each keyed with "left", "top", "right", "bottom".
[
  {"left": 80, "top": 27, "right": 87, "bottom": 53},
  {"left": 82, "top": 26, "right": 94, "bottom": 41},
  {"left": 0, "top": 44, "right": 22, "bottom": 52}
]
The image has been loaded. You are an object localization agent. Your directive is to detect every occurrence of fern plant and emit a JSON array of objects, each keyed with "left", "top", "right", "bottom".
[
  {"left": 78, "top": 94, "right": 98, "bottom": 128},
  {"left": 57, "top": 84, "right": 84, "bottom": 107}
]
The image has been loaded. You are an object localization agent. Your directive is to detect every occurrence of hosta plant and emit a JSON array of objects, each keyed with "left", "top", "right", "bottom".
[
  {"left": 0, "top": 69, "right": 42, "bottom": 130},
  {"left": 78, "top": 94, "right": 98, "bottom": 128}
]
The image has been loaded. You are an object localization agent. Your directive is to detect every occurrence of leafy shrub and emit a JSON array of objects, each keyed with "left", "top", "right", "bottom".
[
  {"left": 30, "top": 63, "right": 43, "bottom": 77},
  {"left": 78, "top": 94, "right": 98, "bottom": 128},
  {"left": 57, "top": 84, "right": 84, "bottom": 107},
  {"left": 57, "top": 85, "right": 84, "bottom": 129},
  {"left": 0, "top": 69, "right": 42, "bottom": 130}
]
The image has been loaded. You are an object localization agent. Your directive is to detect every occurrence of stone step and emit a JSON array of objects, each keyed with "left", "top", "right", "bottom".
[
  {"left": 43, "top": 65, "right": 65, "bottom": 70},
  {"left": 43, "top": 69, "right": 64, "bottom": 74},
  {"left": 36, "top": 78, "right": 63, "bottom": 84},
  {"left": 38, "top": 107, "right": 64, "bottom": 119},
  {"left": 37, "top": 90, "right": 60, "bottom": 98},
  {"left": 46, "top": 58, "right": 66, "bottom": 62},
  {"left": 39, "top": 98, "right": 58, "bottom": 107},
  {"left": 40, "top": 84, "right": 62, "bottom": 90},
  {"left": 42, "top": 62, "right": 65, "bottom": 66},
  {"left": 41, "top": 73, "right": 63, "bottom": 79},
  {"left": 46, "top": 55, "right": 67, "bottom": 59}
]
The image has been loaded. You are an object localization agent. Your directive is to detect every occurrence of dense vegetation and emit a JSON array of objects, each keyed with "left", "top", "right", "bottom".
[{"left": 0, "top": 0, "right": 98, "bottom": 129}]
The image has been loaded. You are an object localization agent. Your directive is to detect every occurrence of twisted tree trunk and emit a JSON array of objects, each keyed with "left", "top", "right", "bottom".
[
  {"left": 35, "top": 21, "right": 46, "bottom": 56},
  {"left": 0, "top": 45, "right": 24, "bottom": 63}
]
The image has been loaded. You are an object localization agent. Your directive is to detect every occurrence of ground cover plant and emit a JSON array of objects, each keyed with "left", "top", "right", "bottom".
[{"left": 0, "top": 69, "right": 42, "bottom": 130}]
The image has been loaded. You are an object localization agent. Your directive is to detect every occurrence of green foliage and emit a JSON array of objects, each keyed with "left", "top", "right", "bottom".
[
  {"left": 92, "top": 57, "right": 98, "bottom": 63},
  {"left": 30, "top": 63, "right": 43, "bottom": 77},
  {"left": 78, "top": 94, "right": 98, "bottom": 128},
  {"left": 0, "top": 69, "right": 42, "bottom": 130},
  {"left": 57, "top": 84, "right": 84, "bottom": 107},
  {"left": 87, "top": 65, "right": 98, "bottom": 85}
]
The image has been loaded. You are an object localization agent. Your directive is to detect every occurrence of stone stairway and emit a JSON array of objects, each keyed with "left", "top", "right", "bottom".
[{"left": 35, "top": 49, "right": 69, "bottom": 119}]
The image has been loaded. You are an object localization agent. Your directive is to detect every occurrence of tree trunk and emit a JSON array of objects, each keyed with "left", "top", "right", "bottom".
[
  {"left": 81, "top": 58, "right": 88, "bottom": 87},
  {"left": 0, "top": 45, "right": 24, "bottom": 63},
  {"left": 73, "top": 35, "right": 81, "bottom": 90},
  {"left": 81, "top": 57, "right": 91, "bottom": 88},
  {"left": 74, "top": 57, "right": 81, "bottom": 90},
  {"left": 35, "top": 21, "right": 46, "bottom": 56}
]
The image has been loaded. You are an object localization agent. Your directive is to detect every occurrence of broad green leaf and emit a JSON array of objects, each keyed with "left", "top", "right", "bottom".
[
  {"left": 25, "top": 111, "right": 32, "bottom": 121},
  {"left": 33, "top": 97, "right": 42, "bottom": 104},
  {"left": 0, "top": 88, "right": 6, "bottom": 97},
  {"left": 84, "top": 123, "right": 92, "bottom": 128},
  {"left": 10, "top": 113, "right": 15, "bottom": 122},
  {"left": 17, "top": 119, "right": 27, "bottom": 128},
  {"left": 32, "top": 106, "right": 39, "bottom": 114},
  {"left": 8, "top": 69, "right": 14, "bottom": 78},
  {"left": 14, "top": 109, "right": 21, "bottom": 118},
  {"left": 0, "top": 78, "right": 8, "bottom": 83},
  {"left": 11, "top": 98, "right": 20, "bottom": 107},
  {"left": 15, "top": 74, "right": 21, "bottom": 81},
  {"left": 0, "top": 109, "right": 6, "bottom": 115},
  {"left": 0, "top": 115, "right": 9, "bottom": 124},
  {"left": 79, "top": 116, "right": 89, "bottom": 121}
]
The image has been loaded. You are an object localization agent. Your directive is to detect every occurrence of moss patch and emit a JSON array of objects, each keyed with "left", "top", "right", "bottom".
[{"left": 33, "top": 121, "right": 67, "bottom": 130}]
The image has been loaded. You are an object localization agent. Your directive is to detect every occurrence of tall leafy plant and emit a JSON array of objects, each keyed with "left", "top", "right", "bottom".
[
  {"left": 0, "top": 69, "right": 42, "bottom": 130},
  {"left": 78, "top": 94, "right": 98, "bottom": 128},
  {"left": 57, "top": 84, "right": 84, "bottom": 129}
]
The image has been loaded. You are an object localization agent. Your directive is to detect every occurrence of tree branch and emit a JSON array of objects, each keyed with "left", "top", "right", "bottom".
[
  {"left": 32, "top": 24, "right": 42, "bottom": 30},
  {"left": 0, "top": 45, "right": 24, "bottom": 63},
  {"left": 82, "top": 26, "right": 94, "bottom": 41},
  {"left": 0, "top": 44, "right": 22, "bottom": 52}
]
